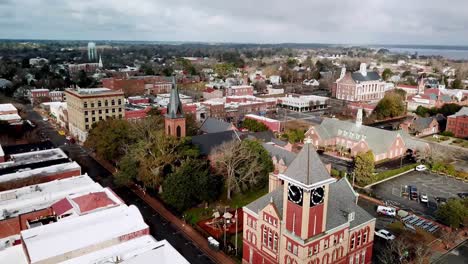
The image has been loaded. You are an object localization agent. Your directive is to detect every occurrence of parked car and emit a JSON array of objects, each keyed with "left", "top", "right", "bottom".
[
  {"left": 409, "top": 186, "right": 418, "bottom": 200},
  {"left": 375, "top": 229, "right": 395, "bottom": 241},
  {"left": 458, "top": 193, "right": 468, "bottom": 199},
  {"left": 42, "top": 118, "right": 49, "bottom": 122},
  {"left": 376, "top": 206, "right": 397, "bottom": 217},
  {"left": 435, "top": 197, "right": 447, "bottom": 205},
  {"left": 415, "top": 165, "right": 427, "bottom": 171},
  {"left": 420, "top": 193, "right": 429, "bottom": 203}
]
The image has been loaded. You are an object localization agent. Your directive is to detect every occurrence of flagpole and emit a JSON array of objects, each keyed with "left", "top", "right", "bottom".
[{"left": 235, "top": 208, "right": 238, "bottom": 256}]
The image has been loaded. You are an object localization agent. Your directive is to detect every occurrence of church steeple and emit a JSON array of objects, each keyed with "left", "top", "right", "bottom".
[
  {"left": 165, "top": 77, "right": 186, "bottom": 138},
  {"left": 98, "top": 55, "right": 103, "bottom": 68}
]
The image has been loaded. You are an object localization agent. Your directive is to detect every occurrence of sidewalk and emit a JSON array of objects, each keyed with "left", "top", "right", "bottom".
[{"left": 91, "top": 153, "right": 235, "bottom": 264}]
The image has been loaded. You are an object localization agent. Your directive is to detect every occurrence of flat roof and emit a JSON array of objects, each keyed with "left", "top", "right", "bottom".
[
  {"left": 0, "top": 161, "right": 81, "bottom": 184},
  {"left": 0, "top": 114, "right": 21, "bottom": 121},
  {"left": 0, "top": 175, "right": 101, "bottom": 220},
  {"left": 0, "top": 103, "right": 17, "bottom": 112},
  {"left": 0, "top": 148, "right": 68, "bottom": 169},
  {"left": 245, "top": 114, "right": 280, "bottom": 123},
  {"left": 65, "top": 88, "right": 124, "bottom": 97},
  {"left": 0, "top": 245, "right": 28, "bottom": 264},
  {"left": 61, "top": 236, "right": 189, "bottom": 264},
  {"left": 22, "top": 204, "right": 148, "bottom": 263}
]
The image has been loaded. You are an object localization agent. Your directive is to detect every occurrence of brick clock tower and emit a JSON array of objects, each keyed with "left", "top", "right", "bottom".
[
  {"left": 242, "top": 139, "right": 376, "bottom": 264},
  {"left": 165, "top": 77, "right": 186, "bottom": 138}
]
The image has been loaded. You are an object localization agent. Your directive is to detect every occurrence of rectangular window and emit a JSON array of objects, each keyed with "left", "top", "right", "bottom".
[
  {"left": 92, "top": 110, "right": 95, "bottom": 115},
  {"left": 85, "top": 118, "right": 89, "bottom": 123},
  {"left": 105, "top": 109, "right": 109, "bottom": 114},
  {"left": 92, "top": 117, "right": 95, "bottom": 122},
  {"left": 324, "top": 239, "right": 329, "bottom": 249},
  {"left": 99, "top": 110, "right": 102, "bottom": 114},
  {"left": 91, "top": 103, "right": 94, "bottom": 108},
  {"left": 84, "top": 111, "right": 88, "bottom": 116},
  {"left": 112, "top": 108, "right": 115, "bottom": 113},
  {"left": 287, "top": 241, "right": 291, "bottom": 252},
  {"left": 85, "top": 125, "right": 89, "bottom": 130},
  {"left": 293, "top": 245, "right": 298, "bottom": 256}
]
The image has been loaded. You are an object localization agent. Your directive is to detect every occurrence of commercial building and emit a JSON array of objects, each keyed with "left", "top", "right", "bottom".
[
  {"left": 67, "top": 63, "right": 100, "bottom": 74},
  {"left": 65, "top": 88, "right": 125, "bottom": 142},
  {"left": 0, "top": 104, "right": 18, "bottom": 115},
  {"left": 278, "top": 95, "right": 329, "bottom": 112},
  {"left": 30, "top": 89, "right": 65, "bottom": 105},
  {"left": 0, "top": 148, "right": 69, "bottom": 170},
  {"left": 227, "top": 85, "right": 254, "bottom": 96},
  {"left": 243, "top": 141, "right": 376, "bottom": 264},
  {"left": 446, "top": 107, "right": 468, "bottom": 138},
  {"left": 203, "top": 88, "right": 224, "bottom": 100},
  {"left": 102, "top": 76, "right": 172, "bottom": 96},
  {"left": 335, "top": 63, "right": 386, "bottom": 102}
]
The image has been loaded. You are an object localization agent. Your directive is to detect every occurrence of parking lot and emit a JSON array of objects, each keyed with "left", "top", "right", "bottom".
[{"left": 371, "top": 171, "right": 468, "bottom": 220}]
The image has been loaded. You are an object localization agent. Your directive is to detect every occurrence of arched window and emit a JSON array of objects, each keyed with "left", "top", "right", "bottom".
[
  {"left": 350, "top": 233, "right": 355, "bottom": 250},
  {"left": 176, "top": 126, "right": 181, "bottom": 138},
  {"left": 322, "top": 253, "right": 329, "bottom": 264},
  {"left": 363, "top": 227, "right": 370, "bottom": 243}
]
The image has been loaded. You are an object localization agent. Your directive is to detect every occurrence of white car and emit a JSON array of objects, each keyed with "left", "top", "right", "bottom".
[
  {"left": 376, "top": 206, "right": 396, "bottom": 217},
  {"left": 375, "top": 229, "right": 396, "bottom": 241},
  {"left": 42, "top": 118, "right": 49, "bottom": 122},
  {"left": 415, "top": 165, "right": 427, "bottom": 171},
  {"left": 420, "top": 193, "right": 429, "bottom": 203}
]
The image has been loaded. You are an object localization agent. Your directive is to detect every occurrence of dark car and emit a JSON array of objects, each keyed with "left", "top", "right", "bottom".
[
  {"left": 409, "top": 185, "right": 418, "bottom": 200},
  {"left": 457, "top": 193, "right": 468, "bottom": 199},
  {"left": 435, "top": 197, "right": 448, "bottom": 205}
]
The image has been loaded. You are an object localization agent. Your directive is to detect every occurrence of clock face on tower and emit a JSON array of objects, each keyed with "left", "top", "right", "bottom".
[
  {"left": 288, "top": 184, "right": 303, "bottom": 205},
  {"left": 310, "top": 186, "right": 325, "bottom": 206}
]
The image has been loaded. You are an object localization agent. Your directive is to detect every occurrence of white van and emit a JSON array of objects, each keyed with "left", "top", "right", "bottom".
[{"left": 376, "top": 206, "right": 396, "bottom": 217}]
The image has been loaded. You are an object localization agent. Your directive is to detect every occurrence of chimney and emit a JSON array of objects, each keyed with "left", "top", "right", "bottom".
[
  {"left": 359, "top": 63, "right": 367, "bottom": 77},
  {"left": 356, "top": 108, "right": 363, "bottom": 127}
]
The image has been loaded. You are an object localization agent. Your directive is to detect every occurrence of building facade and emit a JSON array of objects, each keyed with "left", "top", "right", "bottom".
[
  {"left": 65, "top": 88, "right": 125, "bottom": 142},
  {"left": 243, "top": 141, "right": 376, "bottom": 264},
  {"left": 335, "top": 64, "right": 385, "bottom": 102},
  {"left": 446, "top": 107, "right": 468, "bottom": 138},
  {"left": 227, "top": 85, "right": 254, "bottom": 96},
  {"left": 278, "top": 95, "right": 329, "bottom": 112}
]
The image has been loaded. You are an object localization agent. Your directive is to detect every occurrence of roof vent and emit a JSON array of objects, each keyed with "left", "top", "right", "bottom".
[{"left": 348, "top": 211, "right": 355, "bottom": 222}]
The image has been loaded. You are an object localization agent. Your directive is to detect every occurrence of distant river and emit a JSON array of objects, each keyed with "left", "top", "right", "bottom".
[{"left": 386, "top": 47, "right": 468, "bottom": 60}]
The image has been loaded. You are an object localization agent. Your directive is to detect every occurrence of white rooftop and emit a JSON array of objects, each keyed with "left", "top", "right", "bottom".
[
  {"left": 0, "top": 245, "right": 27, "bottom": 264},
  {"left": 61, "top": 236, "right": 189, "bottom": 264},
  {"left": 31, "top": 88, "right": 49, "bottom": 92},
  {"left": 245, "top": 114, "right": 279, "bottom": 123},
  {"left": 0, "top": 114, "right": 21, "bottom": 121},
  {"left": 21, "top": 204, "right": 149, "bottom": 264},
  {"left": 0, "top": 148, "right": 68, "bottom": 168},
  {"left": 0, "top": 175, "right": 101, "bottom": 220},
  {"left": 0, "top": 103, "right": 17, "bottom": 113},
  {"left": 0, "top": 161, "right": 81, "bottom": 184}
]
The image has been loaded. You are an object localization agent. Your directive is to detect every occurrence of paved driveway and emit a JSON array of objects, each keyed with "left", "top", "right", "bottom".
[{"left": 371, "top": 171, "right": 468, "bottom": 220}]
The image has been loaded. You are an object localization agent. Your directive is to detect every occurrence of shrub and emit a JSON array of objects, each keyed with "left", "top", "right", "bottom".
[
  {"left": 440, "top": 131, "right": 454, "bottom": 137},
  {"left": 439, "top": 136, "right": 450, "bottom": 141}
]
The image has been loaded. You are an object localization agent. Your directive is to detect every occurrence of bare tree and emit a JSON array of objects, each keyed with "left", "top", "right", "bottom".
[{"left": 212, "top": 140, "right": 263, "bottom": 200}]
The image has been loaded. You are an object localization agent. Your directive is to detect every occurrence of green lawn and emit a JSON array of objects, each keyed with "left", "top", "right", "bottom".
[{"left": 227, "top": 186, "right": 268, "bottom": 209}]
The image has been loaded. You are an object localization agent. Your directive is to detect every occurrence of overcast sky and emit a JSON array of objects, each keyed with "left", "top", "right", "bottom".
[{"left": 1, "top": 0, "right": 467, "bottom": 45}]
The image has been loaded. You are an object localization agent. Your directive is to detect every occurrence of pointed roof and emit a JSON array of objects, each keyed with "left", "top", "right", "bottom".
[
  {"left": 166, "top": 77, "right": 184, "bottom": 119},
  {"left": 279, "top": 140, "right": 335, "bottom": 189}
]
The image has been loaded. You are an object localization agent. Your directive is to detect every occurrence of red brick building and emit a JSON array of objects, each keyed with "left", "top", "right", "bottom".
[
  {"left": 446, "top": 107, "right": 468, "bottom": 138},
  {"left": 245, "top": 114, "right": 282, "bottom": 133},
  {"left": 227, "top": 85, "right": 254, "bottom": 96},
  {"left": 243, "top": 141, "right": 376, "bottom": 264},
  {"left": 102, "top": 76, "right": 171, "bottom": 96}
]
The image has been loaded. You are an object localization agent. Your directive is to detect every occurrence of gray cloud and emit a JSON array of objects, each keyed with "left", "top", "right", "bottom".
[{"left": 0, "top": 0, "right": 467, "bottom": 45}]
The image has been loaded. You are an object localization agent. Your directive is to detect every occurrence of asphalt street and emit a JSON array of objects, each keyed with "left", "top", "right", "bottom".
[{"left": 23, "top": 105, "right": 215, "bottom": 264}]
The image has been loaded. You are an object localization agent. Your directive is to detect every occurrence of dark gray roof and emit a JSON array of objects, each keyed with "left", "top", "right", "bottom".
[
  {"left": 200, "top": 118, "right": 234, "bottom": 134},
  {"left": 247, "top": 131, "right": 288, "bottom": 147},
  {"left": 449, "top": 107, "right": 468, "bottom": 118},
  {"left": 244, "top": 178, "right": 374, "bottom": 230},
  {"left": 244, "top": 187, "right": 284, "bottom": 218},
  {"left": 191, "top": 130, "right": 240, "bottom": 155},
  {"left": 351, "top": 71, "right": 381, "bottom": 82},
  {"left": 326, "top": 178, "right": 375, "bottom": 230},
  {"left": 314, "top": 118, "right": 429, "bottom": 154},
  {"left": 262, "top": 143, "right": 296, "bottom": 166},
  {"left": 413, "top": 117, "right": 435, "bottom": 132},
  {"left": 281, "top": 143, "right": 333, "bottom": 187},
  {"left": 166, "top": 77, "right": 184, "bottom": 119}
]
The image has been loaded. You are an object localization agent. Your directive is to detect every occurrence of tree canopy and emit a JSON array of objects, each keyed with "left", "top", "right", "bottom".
[
  {"left": 212, "top": 140, "right": 273, "bottom": 200},
  {"left": 84, "top": 118, "right": 134, "bottom": 163},
  {"left": 162, "top": 158, "right": 222, "bottom": 212},
  {"left": 436, "top": 198, "right": 468, "bottom": 228},
  {"left": 415, "top": 103, "right": 462, "bottom": 117},
  {"left": 382, "top": 68, "right": 393, "bottom": 81},
  {"left": 354, "top": 151, "right": 375, "bottom": 186},
  {"left": 373, "top": 92, "right": 406, "bottom": 120},
  {"left": 242, "top": 118, "right": 268, "bottom": 132},
  {"left": 282, "top": 129, "right": 305, "bottom": 144}
]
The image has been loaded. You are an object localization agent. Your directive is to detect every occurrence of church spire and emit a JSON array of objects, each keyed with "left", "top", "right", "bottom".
[
  {"left": 166, "top": 77, "right": 184, "bottom": 119},
  {"left": 98, "top": 55, "right": 103, "bottom": 68}
]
